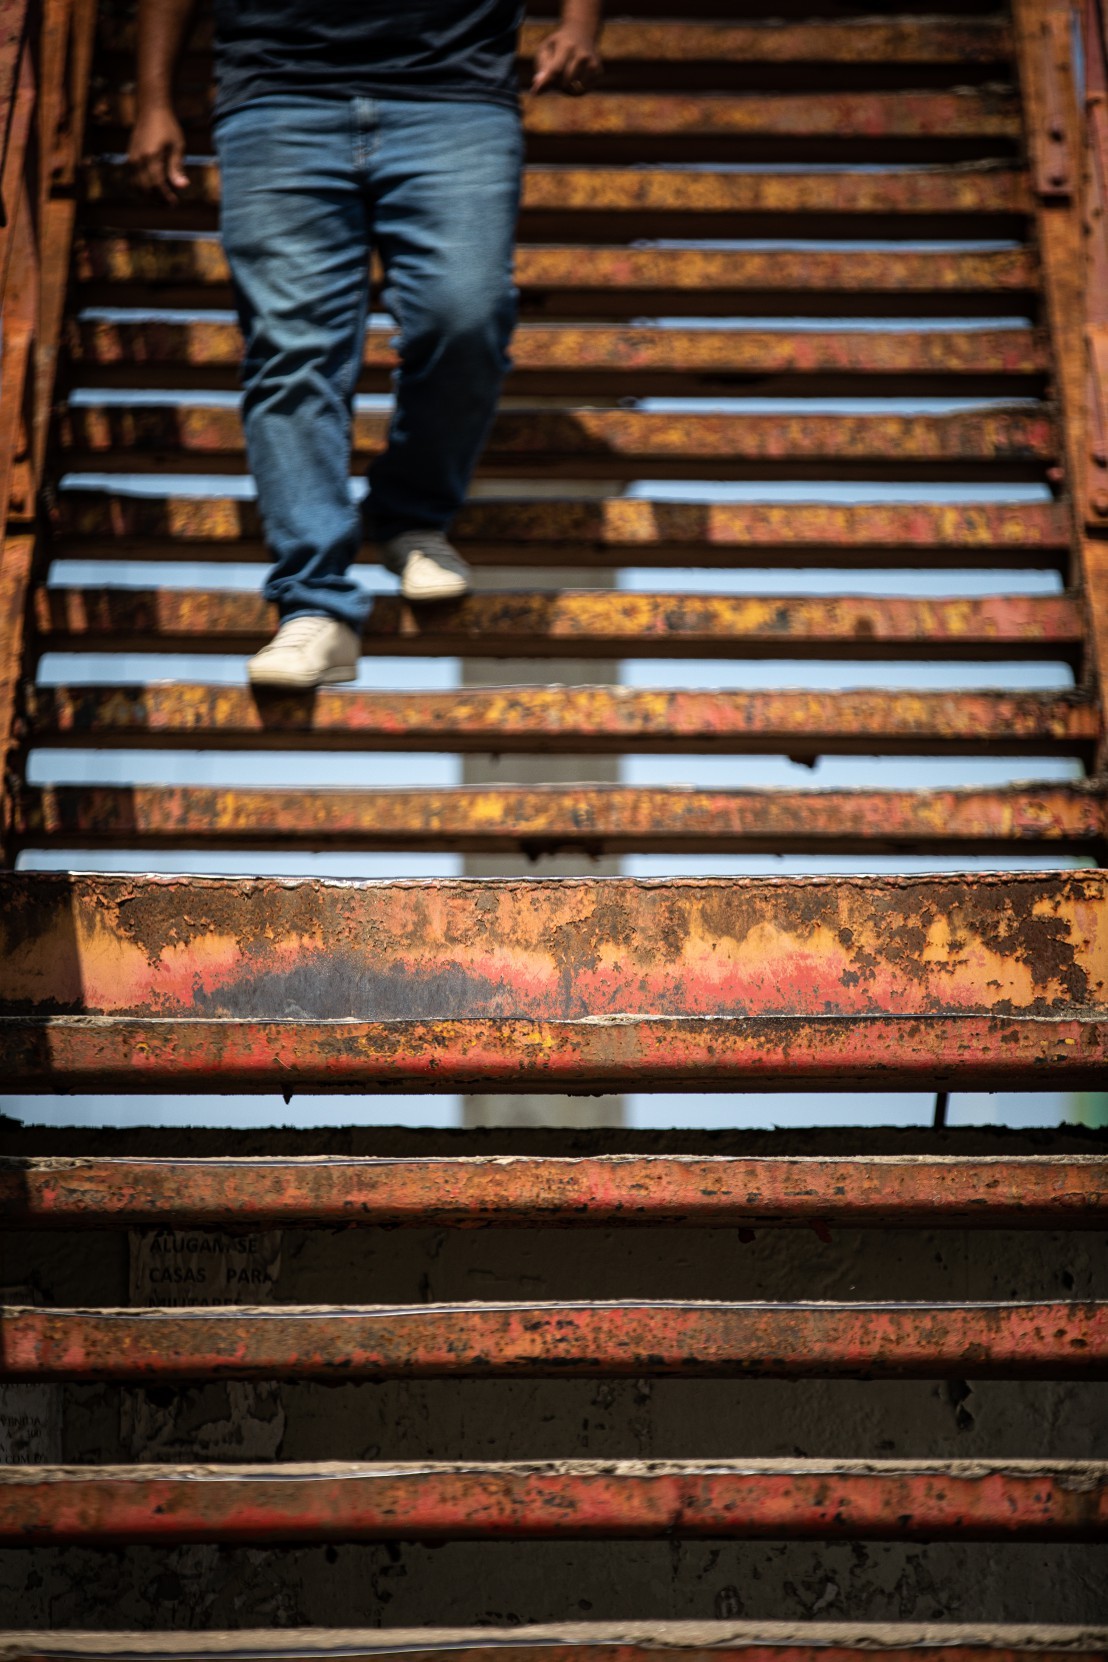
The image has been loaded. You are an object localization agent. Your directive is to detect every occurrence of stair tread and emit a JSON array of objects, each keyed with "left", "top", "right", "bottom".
[
  {"left": 5, "top": 1298, "right": 1105, "bottom": 1381},
  {"left": 5, "top": 1150, "right": 1107, "bottom": 1226},
  {"left": 31, "top": 588, "right": 1083, "bottom": 658},
  {"left": 24, "top": 684, "right": 1098, "bottom": 753},
  {"left": 74, "top": 239, "right": 1041, "bottom": 316},
  {"left": 56, "top": 405, "right": 1057, "bottom": 481},
  {"left": 54, "top": 496, "right": 1072, "bottom": 568},
  {"left": 68, "top": 321, "right": 1050, "bottom": 397},
  {"left": 90, "top": 90, "right": 1022, "bottom": 167},
  {"left": 15, "top": 782, "right": 1108, "bottom": 856},
  {"left": 4, "top": 869, "right": 1103, "bottom": 1015},
  {"left": 3, "top": 1458, "right": 1106, "bottom": 1543},
  {"left": 79, "top": 164, "right": 1034, "bottom": 240},
  {"left": 2, "top": 1623, "right": 1106, "bottom": 1662},
  {"left": 4, "top": 1012, "right": 1104, "bottom": 1091}
]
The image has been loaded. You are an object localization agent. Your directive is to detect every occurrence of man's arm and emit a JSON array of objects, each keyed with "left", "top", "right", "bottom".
[
  {"left": 531, "top": 0, "right": 603, "bottom": 96},
  {"left": 128, "top": 0, "right": 200, "bottom": 201}
]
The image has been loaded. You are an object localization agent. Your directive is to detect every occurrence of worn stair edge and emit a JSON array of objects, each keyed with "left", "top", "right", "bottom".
[
  {"left": 4, "top": 1626, "right": 1108, "bottom": 1662},
  {"left": 14, "top": 783, "right": 1106, "bottom": 857},
  {"left": 29, "top": 589, "right": 1083, "bottom": 661},
  {"left": 52, "top": 498, "right": 1073, "bottom": 570},
  {"left": 78, "top": 165, "right": 1035, "bottom": 242},
  {"left": 56, "top": 406, "right": 1057, "bottom": 482},
  {"left": 5, "top": 1624, "right": 1108, "bottom": 1662},
  {"left": 3, "top": 1460, "right": 1106, "bottom": 1544},
  {"left": 3, "top": 1300, "right": 1105, "bottom": 1382},
  {"left": 4, "top": 1014, "right": 1106, "bottom": 1092},
  {"left": 4, "top": 1153, "right": 1108, "bottom": 1228},
  {"left": 4, "top": 872, "right": 1102, "bottom": 1018},
  {"left": 72, "top": 240, "right": 1041, "bottom": 320},
  {"left": 24, "top": 685, "right": 1099, "bottom": 756},
  {"left": 66, "top": 321, "right": 1050, "bottom": 399}
]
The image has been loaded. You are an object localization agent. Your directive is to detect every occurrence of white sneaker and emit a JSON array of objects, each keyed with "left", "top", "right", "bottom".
[
  {"left": 381, "top": 530, "right": 471, "bottom": 601},
  {"left": 247, "top": 616, "right": 360, "bottom": 689}
]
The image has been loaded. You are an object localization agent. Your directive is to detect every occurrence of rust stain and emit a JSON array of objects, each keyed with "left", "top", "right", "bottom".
[
  {"left": 2, "top": 1459, "right": 1106, "bottom": 1545},
  {"left": 6, "top": 1151, "right": 1108, "bottom": 1229}
]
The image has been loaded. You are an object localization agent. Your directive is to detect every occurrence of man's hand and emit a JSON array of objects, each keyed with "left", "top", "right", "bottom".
[
  {"left": 128, "top": 0, "right": 198, "bottom": 200},
  {"left": 531, "top": 3, "right": 603, "bottom": 96},
  {"left": 128, "top": 102, "right": 188, "bottom": 201}
]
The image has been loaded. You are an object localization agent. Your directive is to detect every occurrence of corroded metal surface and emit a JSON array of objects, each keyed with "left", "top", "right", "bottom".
[
  {"left": 24, "top": 684, "right": 1099, "bottom": 754},
  {"left": 2, "top": 1460, "right": 1106, "bottom": 1544},
  {"left": 6, "top": 1153, "right": 1108, "bottom": 1229},
  {"left": 79, "top": 164, "right": 1035, "bottom": 241},
  {"left": 2, "top": 871, "right": 1104, "bottom": 1019},
  {"left": 53, "top": 495, "right": 1073, "bottom": 569},
  {"left": 30, "top": 588, "right": 1083, "bottom": 660},
  {"left": 4, "top": 1013, "right": 1105, "bottom": 1091},
  {"left": 4, "top": 1300, "right": 1106, "bottom": 1382},
  {"left": 69, "top": 320, "right": 1050, "bottom": 398},
  {"left": 73, "top": 237, "right": 1041, "bottom": 317},
  {"left": 56, "top": 406, "right": 1057, "bottom": 480},
  {"left": 14, "top": 783, "right": 1107, "bottom": 857},
  {"left": 2, "top": 1626, "right": 1107, "bottom": 1662},
  {"left": 91, "top": 89, "right": 1022, "bottom": 166}
]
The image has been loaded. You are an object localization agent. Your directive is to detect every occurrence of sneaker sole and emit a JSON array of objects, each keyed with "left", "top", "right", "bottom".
[{"left": 247, "top": 663, "right": 358, "bottom": 690}]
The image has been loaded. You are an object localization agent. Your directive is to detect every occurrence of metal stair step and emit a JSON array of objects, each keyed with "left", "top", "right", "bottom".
[
  {"left": 30, "top": 588, "right": 1083, "bottom": 661},
  {"left": 12, "top": 781, "right": 1108, "bottom": 856},
  {"left": 4, "top": 1299, "right": 1106, "bottom": 1381},
  {"left": 6, "top": 1151, "right": 1107, "bottom": 1227},
  {"left": 3, "top": 1459, "right": 1106, "bottom": 1544},
  {"left": 3, "top": 1625, "right": 1106, "bottom": 1662},
  {"left": 56, "top": 405, "right": 1057, "bottom": 481},
  {"left": 79, "top": 164, "right": 1034, "bottom": 240},
  {"left": 54, "top": 494, "right": 1073, "bottom": 570},
  {"left": 23, "top": 684, "right": 1098, "bottom": 755},
  {"left": 88, "top": 90, "right": 1022, "bottom": 165},
  {"left": 74, "top": 238, "right": 1041, "bottom": 317},
  {"left": 67, "top": 320, "right": 1051, "bottom": 398},
  {"left": 2, "top": 871, "right": 1104, "bottom": 1090}
]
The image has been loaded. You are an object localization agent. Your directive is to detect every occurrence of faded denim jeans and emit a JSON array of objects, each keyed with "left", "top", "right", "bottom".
[{"left": 215, "top": 93, "right": 523, "bottom": 629}]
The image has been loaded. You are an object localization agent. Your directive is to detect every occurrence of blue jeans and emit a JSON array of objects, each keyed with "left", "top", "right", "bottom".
[{"left": 215, "top": 94, "right": 523, "bottom": 630}]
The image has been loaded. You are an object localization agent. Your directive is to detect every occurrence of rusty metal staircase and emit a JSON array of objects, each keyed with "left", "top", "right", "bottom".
[{"left": 2, "top": 0, "right": 1108, "bottom": 1646}]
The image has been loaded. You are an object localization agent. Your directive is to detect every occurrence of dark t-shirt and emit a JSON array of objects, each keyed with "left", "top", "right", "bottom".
[{"left": 212, "top": 1, "right": 526, "bottom": 120}]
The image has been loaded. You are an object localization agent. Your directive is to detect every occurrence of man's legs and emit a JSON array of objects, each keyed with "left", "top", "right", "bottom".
[
  {"left": 216, "top": 95, "right": 372, "bottom": 658},
  {"left": 363, "top": 99, "right": 524, "bottom": 569}
]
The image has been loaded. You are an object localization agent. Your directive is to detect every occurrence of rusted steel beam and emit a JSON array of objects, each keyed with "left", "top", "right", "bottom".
[
  {"left": 4, "top": 1012, "right": 1106, "bottom": 1091},
  {"left": 90, "top": 89, "right": 1022, "bottom": 165},
  {"left": 6, "top": 1152, "right": 1108, "bottom": 1230},
  {"left": 24, "top": 684, "right": 1098, "bottom": 756},
  {"left": 74, "top": 237, "right": 1041, "bottom": 318},
  {"left": 3, "top": 869, "right": 1103, "bottom": 1018},
  {"left": 4, "top": 1625, "right": 1108, "bottom": 1662},
  {"left": 5, "top": 1300, "right": 1106, "bottom": 1382},
  {"left": 69, "top": 320, "right": 1050, "bottom": 399},
  {"left": 3, "top": 1460, "right": 1106, "bottom": 1544},
  {"left": 57, "top": 405, "right": 1057, "bottom": 481},
  {"left": 15, "top": 783, "right": 1106, "bottom": 858},
  {"left": 1013, "top": 0, "right": 1108, "bottom": 766},
  {"left": 79, "top": 164, "right": 1034, "bottom": 240},
  {"left": 53, "top": 495, "right": 1073, "bottom": 570},
  {"left": 0, "top": 536, "right": 33, "bottom": 860},
  {"left": 30, "top": 588, "right": 1084, "bottom": 662}
]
